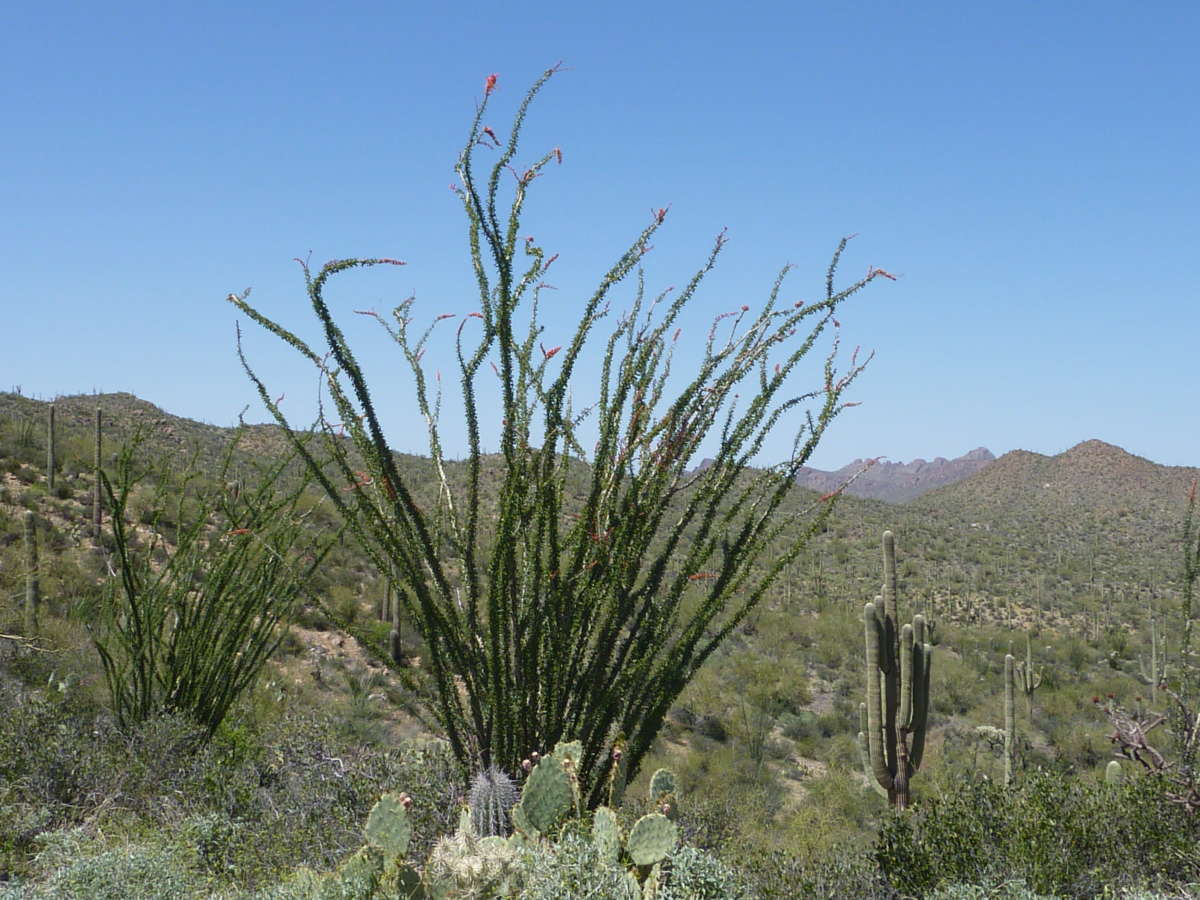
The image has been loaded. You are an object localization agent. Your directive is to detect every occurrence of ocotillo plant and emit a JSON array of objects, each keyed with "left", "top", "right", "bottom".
[
  {"left": 23, "top": 510, "right": 40, "bottom": 636},
  {"left": 46, "top": 403, "right": 56, "bottom": 492},
  {"left": 1014, "top": 633, "right": 1042, "bottom": 718},
  {"left": 860, "top": 531, "right": 932, "bottom": 808},
  {"left": 1004, "top": 653, "right": 1016, "bottom": 786},
  {"left": 231, "top": 66, "right": 889, "bottom": 807},
  {"left": 92, "top": 432, "right": 333, "bottom": 734}
]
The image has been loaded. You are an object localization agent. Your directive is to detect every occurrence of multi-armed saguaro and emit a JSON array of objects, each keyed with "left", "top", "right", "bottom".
[{"left": 858, "top": 530, "right": 932, "bottom": 809}]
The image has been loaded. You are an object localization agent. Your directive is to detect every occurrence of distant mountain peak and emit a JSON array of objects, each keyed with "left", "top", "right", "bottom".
[{"left": 794, "top": 447, "right": 996, "bottom": 504}]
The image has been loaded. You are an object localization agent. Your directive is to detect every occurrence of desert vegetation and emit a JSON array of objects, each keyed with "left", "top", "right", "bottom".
[{"left": 2, "top": 69, "right": 1199, "bottom": 898}]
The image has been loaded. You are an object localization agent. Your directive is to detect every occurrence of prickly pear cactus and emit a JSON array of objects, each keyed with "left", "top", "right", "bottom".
[
  {"left": 592, "top": 805, "right": 622, "bottom": 863},
  {"left": 625, "top": 813, "right": 677, "bottom": 867},
  {"left": 551, "top": 740, "right": 584, "bottom": 768},
  {"left": 648, "top": 768, "right": 676, "bottom": 803},
  {"left": 365, "top": 792, "right": 413, "bottom": 861},
  {"left": 514, "top": 755, "right": 574, "bottom": 835}
]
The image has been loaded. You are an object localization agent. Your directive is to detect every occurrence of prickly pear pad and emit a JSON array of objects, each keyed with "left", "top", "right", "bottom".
[
  {"left": 626, "top": 813, "right": 677, "bottom": 866},
  {"left": 365, "top": 792, "right": 412, "bottom": 860}
]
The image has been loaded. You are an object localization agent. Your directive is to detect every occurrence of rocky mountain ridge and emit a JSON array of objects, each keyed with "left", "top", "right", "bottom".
[{"left": 794, "top": 446, "right": 996, "bottom": 503}]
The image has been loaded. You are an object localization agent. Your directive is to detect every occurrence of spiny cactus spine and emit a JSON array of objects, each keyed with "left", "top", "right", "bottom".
[
  {"left": 861, "top": 530, "right": 932, "bottom": 809},
  {"left": 1004, "top": 653, "right": 1016, "bottom": 787},
  {"left": 1014, "top": 633, "right": 1042, "bottom": 717},
  {"left": 23, "top": 511, "right": 40, "bottom": 636},
  {"left": 468, "top": 764, "right": 518, "bottom": 837}
]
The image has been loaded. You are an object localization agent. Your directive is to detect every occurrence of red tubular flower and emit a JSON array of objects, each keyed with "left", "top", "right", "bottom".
[{"left": 485, "top": 73, "right": 498, "bottom": 94}]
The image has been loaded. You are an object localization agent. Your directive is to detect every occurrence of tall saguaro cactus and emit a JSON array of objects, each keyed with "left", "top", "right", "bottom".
[
  {"left": 1136, "top": 606, "right": 1166, "bottom": 705},
  {"left": 1014, "top": 633, "right": 1042, "bottom": 718},
  {"left": 1004, "top": 653, "right": 1016, "bottom": 786},
  {"left": 92, "top": 408, "right": 103, "bottom": 537},
  {"left": 23, "top": 510, "right": 40, "bottom": 636},
  {"left": 859, "top": 531, "right": 932, "bottom": 808},
  {"left": 46, "top": 403, "right": 56, "bottom": 492}
]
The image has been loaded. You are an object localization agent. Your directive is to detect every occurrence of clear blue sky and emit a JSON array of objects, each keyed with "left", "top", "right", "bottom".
[{"left": 4, "top": 1, "right": 1197, "bottom": 469}]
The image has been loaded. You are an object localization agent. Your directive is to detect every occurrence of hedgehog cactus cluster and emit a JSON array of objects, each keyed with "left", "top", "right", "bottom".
[
  {"left": 468, "top": 765, "right": 519, "bottom": 838},
  {"left": 858, "top": 530, "right": 933, "bottom": 809}
]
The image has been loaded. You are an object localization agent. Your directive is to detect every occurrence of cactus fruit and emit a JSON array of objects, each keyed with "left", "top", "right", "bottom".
[
  {"left": 1004, "top": 654, "right": 1016, "bottom": 787},
  {"left": 469, "top": 764, "right": 519, "bottom": 837},
  {"left": 625, "top": 813, "right": 677, "bottom": 867},
  {"left": 1106, "top": 760, "right": 1124, "bottom": 786},
  {"left": 23, "top": 511, "right": 39, "bottom": 636},
  {"left": 514, "top": 754, "right": 574, "bottom": 835},
  {"left": 861, "top": 531, "right": 932, "bottom": 809}
]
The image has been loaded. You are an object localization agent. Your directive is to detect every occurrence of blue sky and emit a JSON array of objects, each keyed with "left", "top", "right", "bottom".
[{"left": 4, "top": 1, "right": 1197, "bottom": 470}]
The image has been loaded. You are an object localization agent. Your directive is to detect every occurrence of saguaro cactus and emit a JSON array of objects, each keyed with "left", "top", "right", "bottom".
[
  {"left": 1014, "top": 633, "right": 1042, "bottom": 718},
  {"left": 46, "top": 403, "right": 56, "bottom": 492},
  {"left": 23, "top": 511, "right": 40, "bottom": 636},
  {"left": 92, "top": 408, "right": 103, "bottom": 537},
  {"left": 859, "top": 531, "right": 932, "bottom": 808},
  {"left": 1136, "top": 607, "right": 1166, "bottom": 705},
  {"left": 1004, "top": 653, "right": 1016, "bottom": 786}
]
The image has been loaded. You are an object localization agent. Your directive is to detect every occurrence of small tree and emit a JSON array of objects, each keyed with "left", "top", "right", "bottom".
[
  {"left": 92, "top": 433, "right": 332, "bottom": 734},
  {"left": 230, "top": 65, "right": 890, "bottom": 804}
]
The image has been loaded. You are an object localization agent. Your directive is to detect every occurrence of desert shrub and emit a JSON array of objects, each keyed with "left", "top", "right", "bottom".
[
  {"left": 875, "top": 771, "right": 1200, "bottom": 898},
  {"left": 509, "top": 831, "right": 635, "bottom": 900},
  {"left": 735, "top": 847, "right": 894, "bottom": 900},
  {"left": 0, "top": 677, "right": 463, "bottom": 889},
  {"left": 3, "top": 828, "right": 208, "bottom": 899},
  {"left": 659, "top": 844, "right": 751, "bottom": 899}
]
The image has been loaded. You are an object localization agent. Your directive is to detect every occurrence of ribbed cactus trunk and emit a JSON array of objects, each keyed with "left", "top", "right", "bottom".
[
  {"left": 92, "top": 408, "right": 103, "bottom": 537},
  {"left": 1015, "top": 633, "right": 1042, "bottom": 719},
  {"left": 46, "top": 404, "right": 56, "bottom": 493},
  {"left": 23, "top": 510, "right": 40, "bottom": 636},
  {"left": 1004, "top": 653, "right": 1015, "bottom": 787},
  {"left": 859, "top": 531, "right": 932, "bottom": 809},
  {"left": 1138, "top": 607, "right": 1165, "bottom": 705}
]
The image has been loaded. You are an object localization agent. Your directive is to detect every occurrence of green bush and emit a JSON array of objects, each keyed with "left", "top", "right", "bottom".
[
  {"left": 875, "top": 771, "right": 1200, "bottom": 898},
  {"left": 4, "top": 828, "right": 208, "bottom": 899}
]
